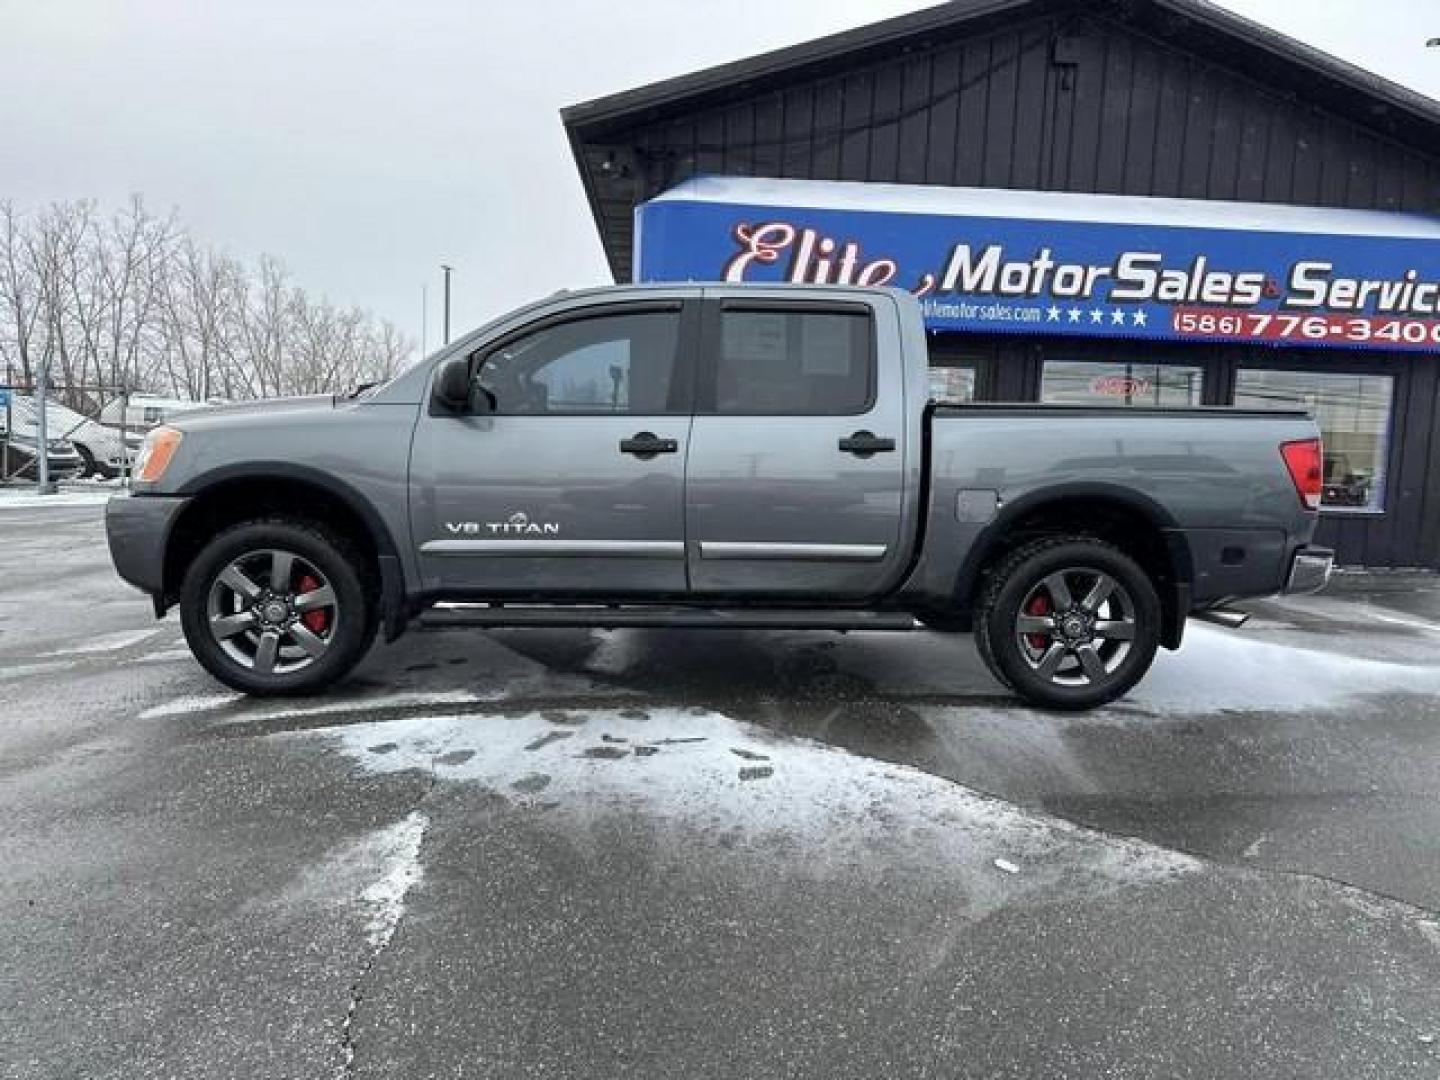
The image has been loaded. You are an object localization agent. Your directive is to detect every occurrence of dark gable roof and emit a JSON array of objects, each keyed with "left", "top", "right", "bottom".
[
  {"left": 562, "top": 0, "right": 1440, "bottom": 280},
  {"left": 563, "top": 0, "right": 1440, "bottom": 134}
]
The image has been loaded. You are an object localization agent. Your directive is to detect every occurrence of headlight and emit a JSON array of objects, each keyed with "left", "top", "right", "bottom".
[{"left": 134, "top": 426, "right": 183, "bottom": 482}]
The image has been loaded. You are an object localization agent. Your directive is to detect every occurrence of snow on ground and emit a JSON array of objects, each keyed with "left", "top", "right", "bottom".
[
  {"left": 137, "top": 693, "right": 244, "bottom": 720},
  {"left": 0, "top": 659, "right": 80, "bottom": 682},
  {"left": 1131, "top": 622, "right": 1440, "bottom": 712},
  {"left": 266, "top": 810, "right": 430, "bottom": 950},
  {"left": 133, "top": 647, "right": 200, "bottom": 665},
  {"left": 38, "top": 626, "right": 161, "bottom": 657},
  {"left": 0, "top": 487, "right": 114, "bottom": 509},
  {"left": 356, "top": 811, "right": 429, "bottom": 949},
  {"left": 812, "top": 621, "right": 1440, "bottom": 716},
  {"left": 293, "top": 706, "right": 1199, "bottom": 915},
  {"left": 241, "top": 689, "right": 490, "bottom": 725}
]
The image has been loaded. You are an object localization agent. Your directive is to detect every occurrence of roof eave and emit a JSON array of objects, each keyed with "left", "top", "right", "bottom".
[
  {"left": 560, "top": 0, "right": 1036, "bottom": 133},
  {"left": 1153, "top": 0, "right": 1440, "bottom": 132}
]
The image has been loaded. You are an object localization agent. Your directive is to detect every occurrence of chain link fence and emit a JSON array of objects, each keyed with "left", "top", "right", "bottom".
[{"left": 0, "top": 383, "right": 139, "bottom": 490}]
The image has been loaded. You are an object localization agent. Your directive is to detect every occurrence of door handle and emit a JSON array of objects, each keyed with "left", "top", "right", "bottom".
[
  {"left": 838, "top": 430, "right": 896, "bottom": 457},
  {"left": 620, "top": 431, "right": 679, "bottom": 459}
]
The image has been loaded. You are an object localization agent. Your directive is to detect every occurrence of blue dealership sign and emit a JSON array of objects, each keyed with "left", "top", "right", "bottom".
[{"left": 635, "top": 177, "right": 1440, "bottom": 353}]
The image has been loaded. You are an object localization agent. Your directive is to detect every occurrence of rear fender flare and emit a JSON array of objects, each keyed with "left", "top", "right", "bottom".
[{"left": 950, "top": 482, "right": 1194, "bottom": 646}]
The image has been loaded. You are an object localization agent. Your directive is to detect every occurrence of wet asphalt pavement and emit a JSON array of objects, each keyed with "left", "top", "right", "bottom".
[{"left": 3, "top": 503, "right": 1440, "bottom": 1079}]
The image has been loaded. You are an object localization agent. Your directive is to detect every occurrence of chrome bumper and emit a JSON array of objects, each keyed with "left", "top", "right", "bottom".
[{"left": 1285, "top": 546, "right": 1334, "bottom": 595}]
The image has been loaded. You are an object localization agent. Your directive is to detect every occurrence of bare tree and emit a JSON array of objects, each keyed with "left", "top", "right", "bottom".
[
  {"left": 0, "top": 195, "right": 414, "bottom": 403},
  {"left": 0, "top": 201, "right": 42, "bottom": 386}
]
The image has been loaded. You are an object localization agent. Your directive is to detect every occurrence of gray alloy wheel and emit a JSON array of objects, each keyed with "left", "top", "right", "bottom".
[
  {"left": 205, "top": 548, "right": 339, "bottom": 676},
  {"left": 1013, "top": 568, "right": 1137, "bottom": 688},
  {"left": 978, "top": 535, "right": 1160, "bottom": 710}
]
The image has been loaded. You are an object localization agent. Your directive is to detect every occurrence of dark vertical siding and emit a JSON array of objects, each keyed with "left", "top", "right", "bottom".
[
  {"left": 600, "top": 12, "right": 1440, "bottom": 565},
  {"left": 620, "top": 13, "right": 1440, "bottom": 225},
  {"left": 925, "top": 48, "right": 961, "bottom": 186}
]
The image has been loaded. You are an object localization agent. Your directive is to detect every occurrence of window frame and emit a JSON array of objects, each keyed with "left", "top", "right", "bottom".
[
  {"left": 696, "top": 299, "right": 879, "bottom": 417},
  {"left": 466, "top": 300, "right": 697, "bottom": 417}
]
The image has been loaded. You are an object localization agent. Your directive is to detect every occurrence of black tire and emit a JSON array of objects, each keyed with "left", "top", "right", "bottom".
[
  {"left": 74, "top": 443, "right": 98, "bottom": 478},
  {"left": 179, "top": 519, "right": 378, "bottom": 696},
  {"left": 977, "top": 535, "right": 1160, "bottom": 710},
  {"left": 972, "top": 603, "right": 1014, "bottom": 691}
]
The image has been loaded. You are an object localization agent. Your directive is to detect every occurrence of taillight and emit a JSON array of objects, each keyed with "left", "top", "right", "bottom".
[{"left": 1281, "top": 438, "right": 1323, "bottom": 511}]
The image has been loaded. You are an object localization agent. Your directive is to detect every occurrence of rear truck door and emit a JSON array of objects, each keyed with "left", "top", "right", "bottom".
[
  {"left": 684, "top": 291, "right": 911, "bottom": 599},
  {"left": 409, "top": 295, "right": 700, "bottom": 596}
]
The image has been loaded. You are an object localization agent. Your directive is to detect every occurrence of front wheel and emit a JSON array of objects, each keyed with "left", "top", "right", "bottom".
[
  {"left": 977, "top": 536, "right": 1160, "bottom": 711},
  {"left": 179, "top": 520, "right": 377, "bottom": 696}
]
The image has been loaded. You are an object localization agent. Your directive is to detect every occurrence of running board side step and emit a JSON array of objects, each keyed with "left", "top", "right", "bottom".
[
  {"left": 419, "top": 604, "right": 921, "bottom": 632},
  {"left": 1192, "top": 607, "right": 1250, "bottom": 630}
]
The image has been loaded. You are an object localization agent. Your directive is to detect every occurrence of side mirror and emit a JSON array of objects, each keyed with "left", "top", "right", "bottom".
[{"left": 432, "top": 358, "right": 473, "bottom": 413}]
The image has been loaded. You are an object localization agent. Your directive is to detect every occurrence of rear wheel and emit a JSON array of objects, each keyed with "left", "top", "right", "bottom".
[
  {"left": 179, "top": 520, "right": 377, "bottom": 695},
  {"left": 978, "top": 536, "right": 1160, "bottom": 710}
]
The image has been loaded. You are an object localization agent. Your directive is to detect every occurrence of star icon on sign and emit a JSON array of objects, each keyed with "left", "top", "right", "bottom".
[
  {"left": 1068, "top": 308, "right": 1083, "bottom": 323},
  {"left": 1046, "top": 306, "right": 1061, "bottom": 322},
  {"left": 1111, "top": 308, "right": 1127, "bottom": 325},
  {"left": 1090, "top": 309, "right": 1105, "bottom": 325},
  {"left": 1132, "top": 310, "right": 1148, "bottom": 327}
]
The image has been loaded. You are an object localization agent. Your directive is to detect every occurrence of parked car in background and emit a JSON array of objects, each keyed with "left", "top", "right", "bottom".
[
  {"left": 1322, "top": 451, "right": 1374, "bottom": 509},
  {"left": 0, "top": 403, "right": 84, "bottom": 481},
  {"left": 11, "top": 397, "right": 144, "bottom": 479},
  {"left": 99, "top": 394, "right": 211, "bottom": 431}
]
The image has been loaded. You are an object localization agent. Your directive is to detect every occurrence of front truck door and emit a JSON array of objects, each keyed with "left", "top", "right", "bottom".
[
  {"left": 410, "top": 298, "right": 698, "bottom": 596},
  {"left": 685, "top": 295, "right": 910, "bottom": 599}
]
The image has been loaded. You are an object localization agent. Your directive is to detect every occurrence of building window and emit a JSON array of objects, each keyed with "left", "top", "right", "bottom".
[
  {"left": 1233, "top": 369, "right": 1394, "bottom": 513},
  {"left": 713, "top": 309, "right": 873, "bottom": 415},
  {"left": 1041, "top": 360, "right": 1204, "bottom": 407},
  {"left": 928, "top": 363, "right": 977, "bottom": 404}
]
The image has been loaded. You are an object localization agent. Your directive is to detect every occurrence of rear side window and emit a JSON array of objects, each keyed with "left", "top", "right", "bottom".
[{"left": 713, "top": 309, "right": 873, "bottom": 415}]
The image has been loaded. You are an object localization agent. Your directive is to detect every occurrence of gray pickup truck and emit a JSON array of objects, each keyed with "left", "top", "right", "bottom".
[{"left": 106, "top": 284, "right": 1331, "bottom": 709}]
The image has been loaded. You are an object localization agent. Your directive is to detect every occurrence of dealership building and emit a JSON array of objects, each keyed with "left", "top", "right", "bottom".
[{"left": 563, "top": 0, "right": 1440, "bottom": 568}]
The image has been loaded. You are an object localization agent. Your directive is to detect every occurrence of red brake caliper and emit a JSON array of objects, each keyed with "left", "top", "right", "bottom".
[
  {"left": 296, "top": 573, "right": 330, "bottom": 634},
  {"left": 1024, "top": 593, "right": 1051, "bottom": 651}
]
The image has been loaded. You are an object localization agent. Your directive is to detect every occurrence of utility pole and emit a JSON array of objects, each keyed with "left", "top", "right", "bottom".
[
  {"left": 441, "top": 264, "right": 453, "bottom": 344},
  {"left": 35, "top": 355, "right": 50, "bottom": 493}
]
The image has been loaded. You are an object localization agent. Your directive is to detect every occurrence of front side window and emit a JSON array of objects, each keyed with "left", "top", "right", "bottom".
[
  {"left": 714, "top": 309, "right": 873, "bottom": 415},
  {"left": 1041, "top": 360, "right": 1204, "bottom": 407},
  {"left": 478, "top": 309, "right": 681, "bottom": 415},
  {"left": 1233, "top": 369, "right": 1394, "bottom": 512}
]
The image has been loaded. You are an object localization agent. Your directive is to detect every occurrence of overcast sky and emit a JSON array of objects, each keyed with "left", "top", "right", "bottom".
[{"left": 3, "top": 0, "right": 1437, "bottom": 347}]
